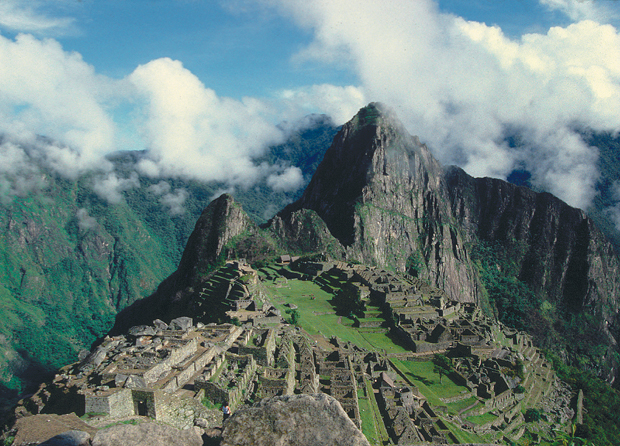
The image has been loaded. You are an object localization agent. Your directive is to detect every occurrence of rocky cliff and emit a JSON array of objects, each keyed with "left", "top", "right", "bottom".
[
  {"left": 446, "top": 166, "right": 620, "bottom": 359},
  {"left": 274, "top": 103, "right": 620, "bottom": 377},
  {"left": 278, "top": 103, "right": 480, "bottom": 302}
]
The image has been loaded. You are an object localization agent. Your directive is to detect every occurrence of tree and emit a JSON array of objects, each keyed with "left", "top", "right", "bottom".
[
  {"left": 432, "top": 354, "right": 453, "bottom": 384},
  {"left": 285, "top": 308, "right": 300, "bottom": 325}
]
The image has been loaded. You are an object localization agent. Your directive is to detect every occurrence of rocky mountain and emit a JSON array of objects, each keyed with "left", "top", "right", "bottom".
[
  {"left": 116, "top": 103, "right": 620, "bottom": 383},
  {"left": 446, "top": 168, "right": 620, "bottom": 355},
  {"left": 6, "top": 104, "right": 620, "bottom": 446},
  {"left": 277, "top": 104, "right": 480, "bottom": 303}
]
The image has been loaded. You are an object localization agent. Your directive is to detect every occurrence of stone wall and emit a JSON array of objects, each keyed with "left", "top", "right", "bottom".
[
  {"left": 162, "top": 345, "right": 221, "bottom": 393},
  {"left": 197, "top": 354, "right": 257, "bottom": 409},
  {"left": 85, "top": 389, "right": 133, "bottom": 417},
  {"left": 238, "top": 329, "right": 276, "bottom": 366},
  {"left": 143, "top": 338, "right": 198, "bottom": 384}
]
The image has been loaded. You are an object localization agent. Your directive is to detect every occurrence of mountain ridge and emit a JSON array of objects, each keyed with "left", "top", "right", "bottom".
[{"left": 112, "top": 103, "right": 620, "bottom": 384}]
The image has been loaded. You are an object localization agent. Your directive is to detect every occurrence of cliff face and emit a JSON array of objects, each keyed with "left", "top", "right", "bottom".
[
  {"left": 273, "top": 103, "right": 619, "bottom": 374},
  {"left": 280, "top": 103, "right": 479, "bottom": 302},
  {"left": 446, "top": 166, "right": 620, "bottom": 349},
  {"left": 113, "top": 103, "right": 620, "bottom": 379},
  {"left": 176, "top": 193, "right": 257, "bottom": 286}
]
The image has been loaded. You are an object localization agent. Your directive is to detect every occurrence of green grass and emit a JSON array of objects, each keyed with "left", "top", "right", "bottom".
[
  {"left": 446, "top": 396, "right": 479, "bottom": 413},
  {"left": 443, "top": 419, "right": 488, "bottom": 444},
  {"left": 358, "top": 398, "right": 380, "bottom": 444},
  {"left": 362, "top": 378, "right": 391, "bottom": 445},
  {"left": 467, "top": 412, "right": 497, "bottom": 425},
  {"left": 264, "top": 279, "right": 408, "bottom": 354},
  {"left": 391, "top": 359, "right": 470, "bottom": 399}
]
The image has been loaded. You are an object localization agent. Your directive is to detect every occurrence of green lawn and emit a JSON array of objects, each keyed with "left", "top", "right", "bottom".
[
  {"left": 362, "top": 378, "right": 391, "bottom": 445},
  {"left": 466, "top": 412, "right": 497, "bottom": 426},
  {"left": 446, "top": 396, "right": 479, "bottom": 414},
  {"left": 391, "top": 359, "right": 470, "bottom": 399},
  {"left": 265, "top": 279, "right": 408, "bottom": 354},
  {"left": 358, "top": 397, "right": 380, "bottom": 445}
]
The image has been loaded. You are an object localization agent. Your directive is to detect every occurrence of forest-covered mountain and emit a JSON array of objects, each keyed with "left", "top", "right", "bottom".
[{"left": 0, "top": 117, "right": 339, "bottom": 410}]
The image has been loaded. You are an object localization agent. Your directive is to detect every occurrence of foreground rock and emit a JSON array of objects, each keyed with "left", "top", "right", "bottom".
[
  {"left": 91, "top": 422, "right": 203, "bottom": 446},
  {"left": 221, "top": 393, "right": 370, "bottom": 446},
  {"left": 12, "top": 414, "right": 97, "bottom": 446}
]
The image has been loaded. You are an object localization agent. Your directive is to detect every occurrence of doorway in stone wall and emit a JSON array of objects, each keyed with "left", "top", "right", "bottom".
[
  {"left": 132, "top": 390, "right": 156, "bottom": 418},
  {"left": 137, "top": 399, "right": 147, "bottom": 416}
]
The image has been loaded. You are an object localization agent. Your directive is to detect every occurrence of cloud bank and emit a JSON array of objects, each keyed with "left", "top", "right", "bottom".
[
  {"left": 0, "top": 32, "right": 119, "bottom": 176},
  {"left": 266, "top": 0, "right": 620, "bottom": 210},
  {"left": 129, "top": 58, "right": 288, "bottom": 186},
  {"left": 1, "top": 0, "right": 620, "bottom": 216}
]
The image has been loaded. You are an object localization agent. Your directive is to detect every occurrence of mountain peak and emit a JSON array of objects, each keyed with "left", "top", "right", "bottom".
[{"left": 349, "top": 102, "right": 405, "bottom": 132}]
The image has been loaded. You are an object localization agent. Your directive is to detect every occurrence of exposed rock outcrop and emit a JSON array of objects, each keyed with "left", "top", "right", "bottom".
[
  {"left": 221, "top": 393, "right": 370, "bottom": 446},
  {"left": 446, "top": 166, "right": 620, "bottom": 351},
  {"left": 91, "top": 422, "right": 203, "bottom": 446},
  {"left": 278, "top": 103, "right": 479, "bottom": 302},
  {"left": 112, "top": 102, "right": 620, "bottom": 379},
  {"left": 176, "top": 193, "right": 257, "bottom": 285}
]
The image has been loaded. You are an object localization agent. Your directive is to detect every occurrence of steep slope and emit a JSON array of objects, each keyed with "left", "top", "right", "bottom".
[
  {"left": 112, "top": 194, "right": 344, "bottom": 332},
  {"left": 446, "top": 166, "right": 620, "bottom": 375},
  {"left": 278, "top": 103, "right": 480, "bottom": 302},
  {"left": 0, "top": 172, "right": 176, "bottom": 408},
  {"left": 273, "top": 103, "right": 619, "bottom": 378}
]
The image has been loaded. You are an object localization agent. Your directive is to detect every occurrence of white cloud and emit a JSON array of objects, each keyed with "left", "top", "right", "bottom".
[
  {"left": 129, "top": 58, "right": 287, "bottom": 187},
  {"left": 92, "top": 172, "right": 139, "bottom": 204},
  {"left": 0, "top": 33, "right": 121, "bottom": 176},
  {"left": 539, "top": 0, "right": 617, "bottom": 23},
  {"left": 148, "top": 181, "right": 172, "bottom": 196},
  {"left": 160, "top": 189, "right": 188, "bottom": 215},
  {"left": 148, "top": 181, "right": 188, "bottom": 215},
  {"left": 76, "top": 208, "right": 98, "bottom": 231},
  {"left": 0, "top": 0, "right": 75, "bottom": 35},
  {"left": 279, "top": 84, "right": 366, "bottom": 124},
  {"left": 266, "top": 166, "right": 304, "bottom": 192},
  {"left": 0, "top": 140, "right": 44, "bottom": 203},
  {"left": 265, "top": 0, "right": 620, "bottom": 210}
]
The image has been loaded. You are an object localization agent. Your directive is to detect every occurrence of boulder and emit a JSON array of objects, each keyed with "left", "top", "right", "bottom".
[
  {"left": 169, "top": 317, "right": 193, "bottom": 331},
  {"left": 220, "top": 393, "right": 370, "bottom": 446},
  {"left": 128, "top": 325, "right": 157, "bottom": 337},
  {"left": 152, "top": 319, "right": 168, "bottom": 331},
  {"left": 92, "top": 422, "right": 202, "bottom": 446},
  {"left": 39, "top": 430, "right": 91, "bottom": 446},
  {"left": 123, "top": 375, "right": 147, "bottom": 389},
  {"left": 12, "top": 414, "right": 97, "bottom": 446}
]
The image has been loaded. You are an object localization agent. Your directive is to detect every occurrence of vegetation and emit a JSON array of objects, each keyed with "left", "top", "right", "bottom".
[
  {"left": 264, "top": 279, "right": 408, "bottom": 354},
  {"left": 471, "top": 240, "right": 614, "bottom": 380},
  {"left": 471, "top": 240, "right": 540, "bottom": 330},
  {"left": 547, "top": 352, "right": 620, "bottom": 446},
  {"left": 432, "top": 354, "right": 453, "bottom": 384}
]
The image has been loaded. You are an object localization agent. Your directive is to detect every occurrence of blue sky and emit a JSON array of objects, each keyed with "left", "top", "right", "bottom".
[{"left": 1, "top": 0, "right": 620, "bottom": 215}]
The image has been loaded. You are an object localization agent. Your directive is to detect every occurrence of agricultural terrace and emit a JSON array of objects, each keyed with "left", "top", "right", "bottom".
[{"left": 260, "top": 269, "right": 409, "bottom": 355}]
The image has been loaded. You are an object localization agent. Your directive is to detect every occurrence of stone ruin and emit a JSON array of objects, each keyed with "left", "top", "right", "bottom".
[{"left": 18, "top": 259, "right": 579, "bottom": 445}]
